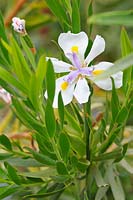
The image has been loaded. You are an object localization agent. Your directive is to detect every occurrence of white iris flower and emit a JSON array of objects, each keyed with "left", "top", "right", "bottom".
[
  {"left": 47, "top": 32, "right": 123, "bottom": 108},
  {"left": 0, "top": 88, "right": 11, "bottom": 104},
  {"left": 12, "top": 17, "right": 26, "bottom": 34}
]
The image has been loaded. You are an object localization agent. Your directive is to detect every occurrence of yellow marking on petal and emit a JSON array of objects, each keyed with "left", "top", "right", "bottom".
[
  {"left": 71, "top": 46, "right": 79, "bottom": 53},
  {"left": 93, "top": 69, "right": 104, "bottom": 75},
  {"left": 61, "top": 81, "right": 69, "bottom": 90}
]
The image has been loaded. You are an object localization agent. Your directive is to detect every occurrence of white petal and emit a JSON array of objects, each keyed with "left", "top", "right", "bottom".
[
  {"left": 111, "top": 71, "right": 123, "bottom": 89},
  {"left": 52, "top": 76, "right": 64, "bottom": 108},
  {"left": 47, "top": 57, "right": 71, "bottom": 73},
  {"left": 73, "top": 78, "right": 91, "bottom": 104},
  {"left": 91, "top": 62, "right": 123, "bottom": 90},
  {"left": 92, "top": 61, "right": 113, "bottom": 71},
  {"left": 0, "top": 88, "right": 11, "bottom": 104},
  {"left": 58, "top": 31, "right": 88, "bottom": 61},
  {"left": 93, "top": 71, "right": 123, "bottom": 90},
  {"left": 52, "top": 76, "right": 75, "bottom": 108},
  {"left": 61, "top": 83, "right": 75, "bottom": 106},
  {"left": 85, "top": 35, "right": 105, "bottom": 65},
  {"left": 12, "top": 17, "right": 25, "bottom": 33}
]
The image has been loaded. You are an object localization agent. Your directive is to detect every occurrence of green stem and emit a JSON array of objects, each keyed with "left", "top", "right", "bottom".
[
  {"left": 51, "top": 138, "right": 62, "bottom": 161},
  {"left": 74, "top": 178, "right": 80, "bottom": 200},
  {"left": 83, "top": 84, "right": 93, "bottom": 198}
]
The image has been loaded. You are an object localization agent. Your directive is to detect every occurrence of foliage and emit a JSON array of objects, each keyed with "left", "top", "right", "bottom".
[{"left": 0, "top": 0, "right": 133, "bottom": 199}]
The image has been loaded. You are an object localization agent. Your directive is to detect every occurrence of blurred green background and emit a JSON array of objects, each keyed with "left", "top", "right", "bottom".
[{"left": 0, "top": 0, "right": 133, "bottom": 199}]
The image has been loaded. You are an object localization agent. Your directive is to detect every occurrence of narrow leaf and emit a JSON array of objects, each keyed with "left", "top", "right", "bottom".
[
  {"left": 58, "top": 92, "right": 64, "bottom": 129},
  {"left": 4, "top": 162, "right": 21, "bottom": 185},
  {"left": 89, "top": 10, "right": 133, "bottom": 26},
  {"left": 59, "top": 133, "right": 70, "bottom": 162},
  {"left": 72, "top": 0, "right": 80, "bottom": 33},
  {"left": 46, "top": 59, "right": 55, "bottom": 103},
  {"left": 56, "top": 161, "right": 68, "bottom": 175},
  {"left": 0, "top": 135, "right": 12, "bottom": 151},
  {"left": 45, "top": 100, "right": 56, "bottom": 138}
]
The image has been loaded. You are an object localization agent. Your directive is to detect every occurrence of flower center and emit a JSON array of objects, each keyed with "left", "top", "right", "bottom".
[
  {"left": 92, "top": 69, "right": 104, "bottom": 75},
  {"left": 71, "top": 46, "right": 79, "bottom": 53},
  {"left": 61, "top": 81, "right": 69, "bottom": 90}
]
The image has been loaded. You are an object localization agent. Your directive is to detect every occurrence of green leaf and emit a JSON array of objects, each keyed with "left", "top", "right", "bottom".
[
  {"left": 45, "top": 100, "right": 56, "bottom": 138},
  {"left": 0, "top": 12, "right": 8, "bottom": 42},
  {"left": 93, "top": 53, "right": 133, "bottom": 81},
  {"left": 98, "top": 124, "right": 122, "bottom": 154},
  {"left": 88, "top": 0, "right": 93, "bottom": 35},
  {"left": 106, "top": 165, "right": 125, "bottom": 200},
  {"left": 93, "top": 166, "right": 108, "bottom": 187},
  {"left": 56, "top": 161, "right": 68, "bottom": 175},
  {"left": 24, "top": 183, "right": 70, "bottom": 198},
  {"left": 31, "top": 55, "right": 47, "bottom": 111},
  {"left": 46, "top": 59, "right": 55, "bottom": 103},
  {"left": 6, "top": 157, "right": 44, "bottom": 167},
  {"left": 95, "top": 186, "right": 109, "bottom": 200},
  {"left": 120, "top": 28, "right": 133, "bottom": 94},
  {"left": 4, "top": 162, "right": 21, "bottom": 185},
  {"left": 59, "top": 133, "right": 70, "bottom": 162},
  {"left": 91, "top": 119, "right": 106, "bottom": 150},
  {"left": 20, "top": 168, "right": 57, "bottom": 178},
  {"left": 45, "top": 0, "right": 69, "bottom": 28},
  {"left": 65, "top": 108, "right": 82, "bottom": 137},
  {"left": 20, "top": 37, "right": 36, "bottom": 69},
  {"left": 12, "top": 98, "right": 47, "bottom": 137},
  {"left": 93, "top": 147, "right": 123, "bottom": 161},
  {"left": 111, "top": 78, "right": 120, "bottom": 121},
  {"left": 120, "top": 159, "right": 133, "bottom": 174},
  {"left": 26, "top": 148, "right": 56, "bottom": 166},
  {"left": 89, "top": 10, "right": 133, "bottom": 26},
  {"left": 77, "top": 160, "right": 90, "bottom": 173},
  {"left": 29, "top": 55, "right": 47, "bottom": 112},
  {"left": 0, "top": 135, "right": 12, "bottom": 151},
  {"left": 116, "top": 106, "right": 129, "bottom": 124},
  {"left": 68, "top": 135, "right": 86, "bottom": 157},
  {"left": 58, "top": 92, "right": 64, "bottom": 129},
  {"left": 0, "top": 185, "right": 18, "bottom": 199},
  {"left": 115, "top": 143, "right": 128, "bottom": 162},
  {"left": 72, "top": 0, "right": 80, "bottom": 33},
  {"left": 0, "top": 153, "right": 13, "bottom": 160},
  {"left": 0, "top": 12, "right": 10, "bottom": 63},
  {"left": 0, "top": 67, "right": 28, "bottom": 95},
  {"left": 10, "top": 37, "right": 32, "bottom": 87},
  {"left": 36, "top": 134, "right": 56, "bottom": 160},
  {"left": 23, "top": 34, "right": 34, "bottom": 49},
  {"left": 36, "top": 55, "right": 47, "bottom": 94}
]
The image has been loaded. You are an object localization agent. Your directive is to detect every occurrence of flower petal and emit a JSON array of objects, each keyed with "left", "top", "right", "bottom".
[
  {"left": 0, "top": 88, "right": 11, "bottom": 104},
  {"left": 93, "top": 71, "right": 123, "bottom": 90},
  {"left": 12, "top": 17, "right": 26, "bottom": 34},
  {"left": 58, "top": 31, "right": 88, "bottom": 62},
  {"left": 85, "top": 35, "right": 105, "bottom": 65},
  {"left": 61, "top": 83, "right": 75, "bottom": 106},
  {"left": 92, "top": 61, "right": 113, "bottom": 71},
  {"left": 47, "top": 57, "right": 72, "bottom": 73},
  {"left": 50, "top": 76, "right": 75, "bottom": 108},
  {"left": 73, "top": 78, "right": 91, "bottom": 104},
  {"left": 52, "top": 76, "right": 64, "bottom": 108},
  {"left": 91, "top": 62, "right": 123, "bottom": 90}
]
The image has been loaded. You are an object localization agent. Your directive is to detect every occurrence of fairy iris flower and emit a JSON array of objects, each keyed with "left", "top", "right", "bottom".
[
  {"left": 12, "top": 17, "right": 26, "bottom": 34},
  {"left": 47, "top": 32, "right": 123, "bottom": 108},
  {"left": 0, "top": 88, "right": 11, "bottom": 104}
]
